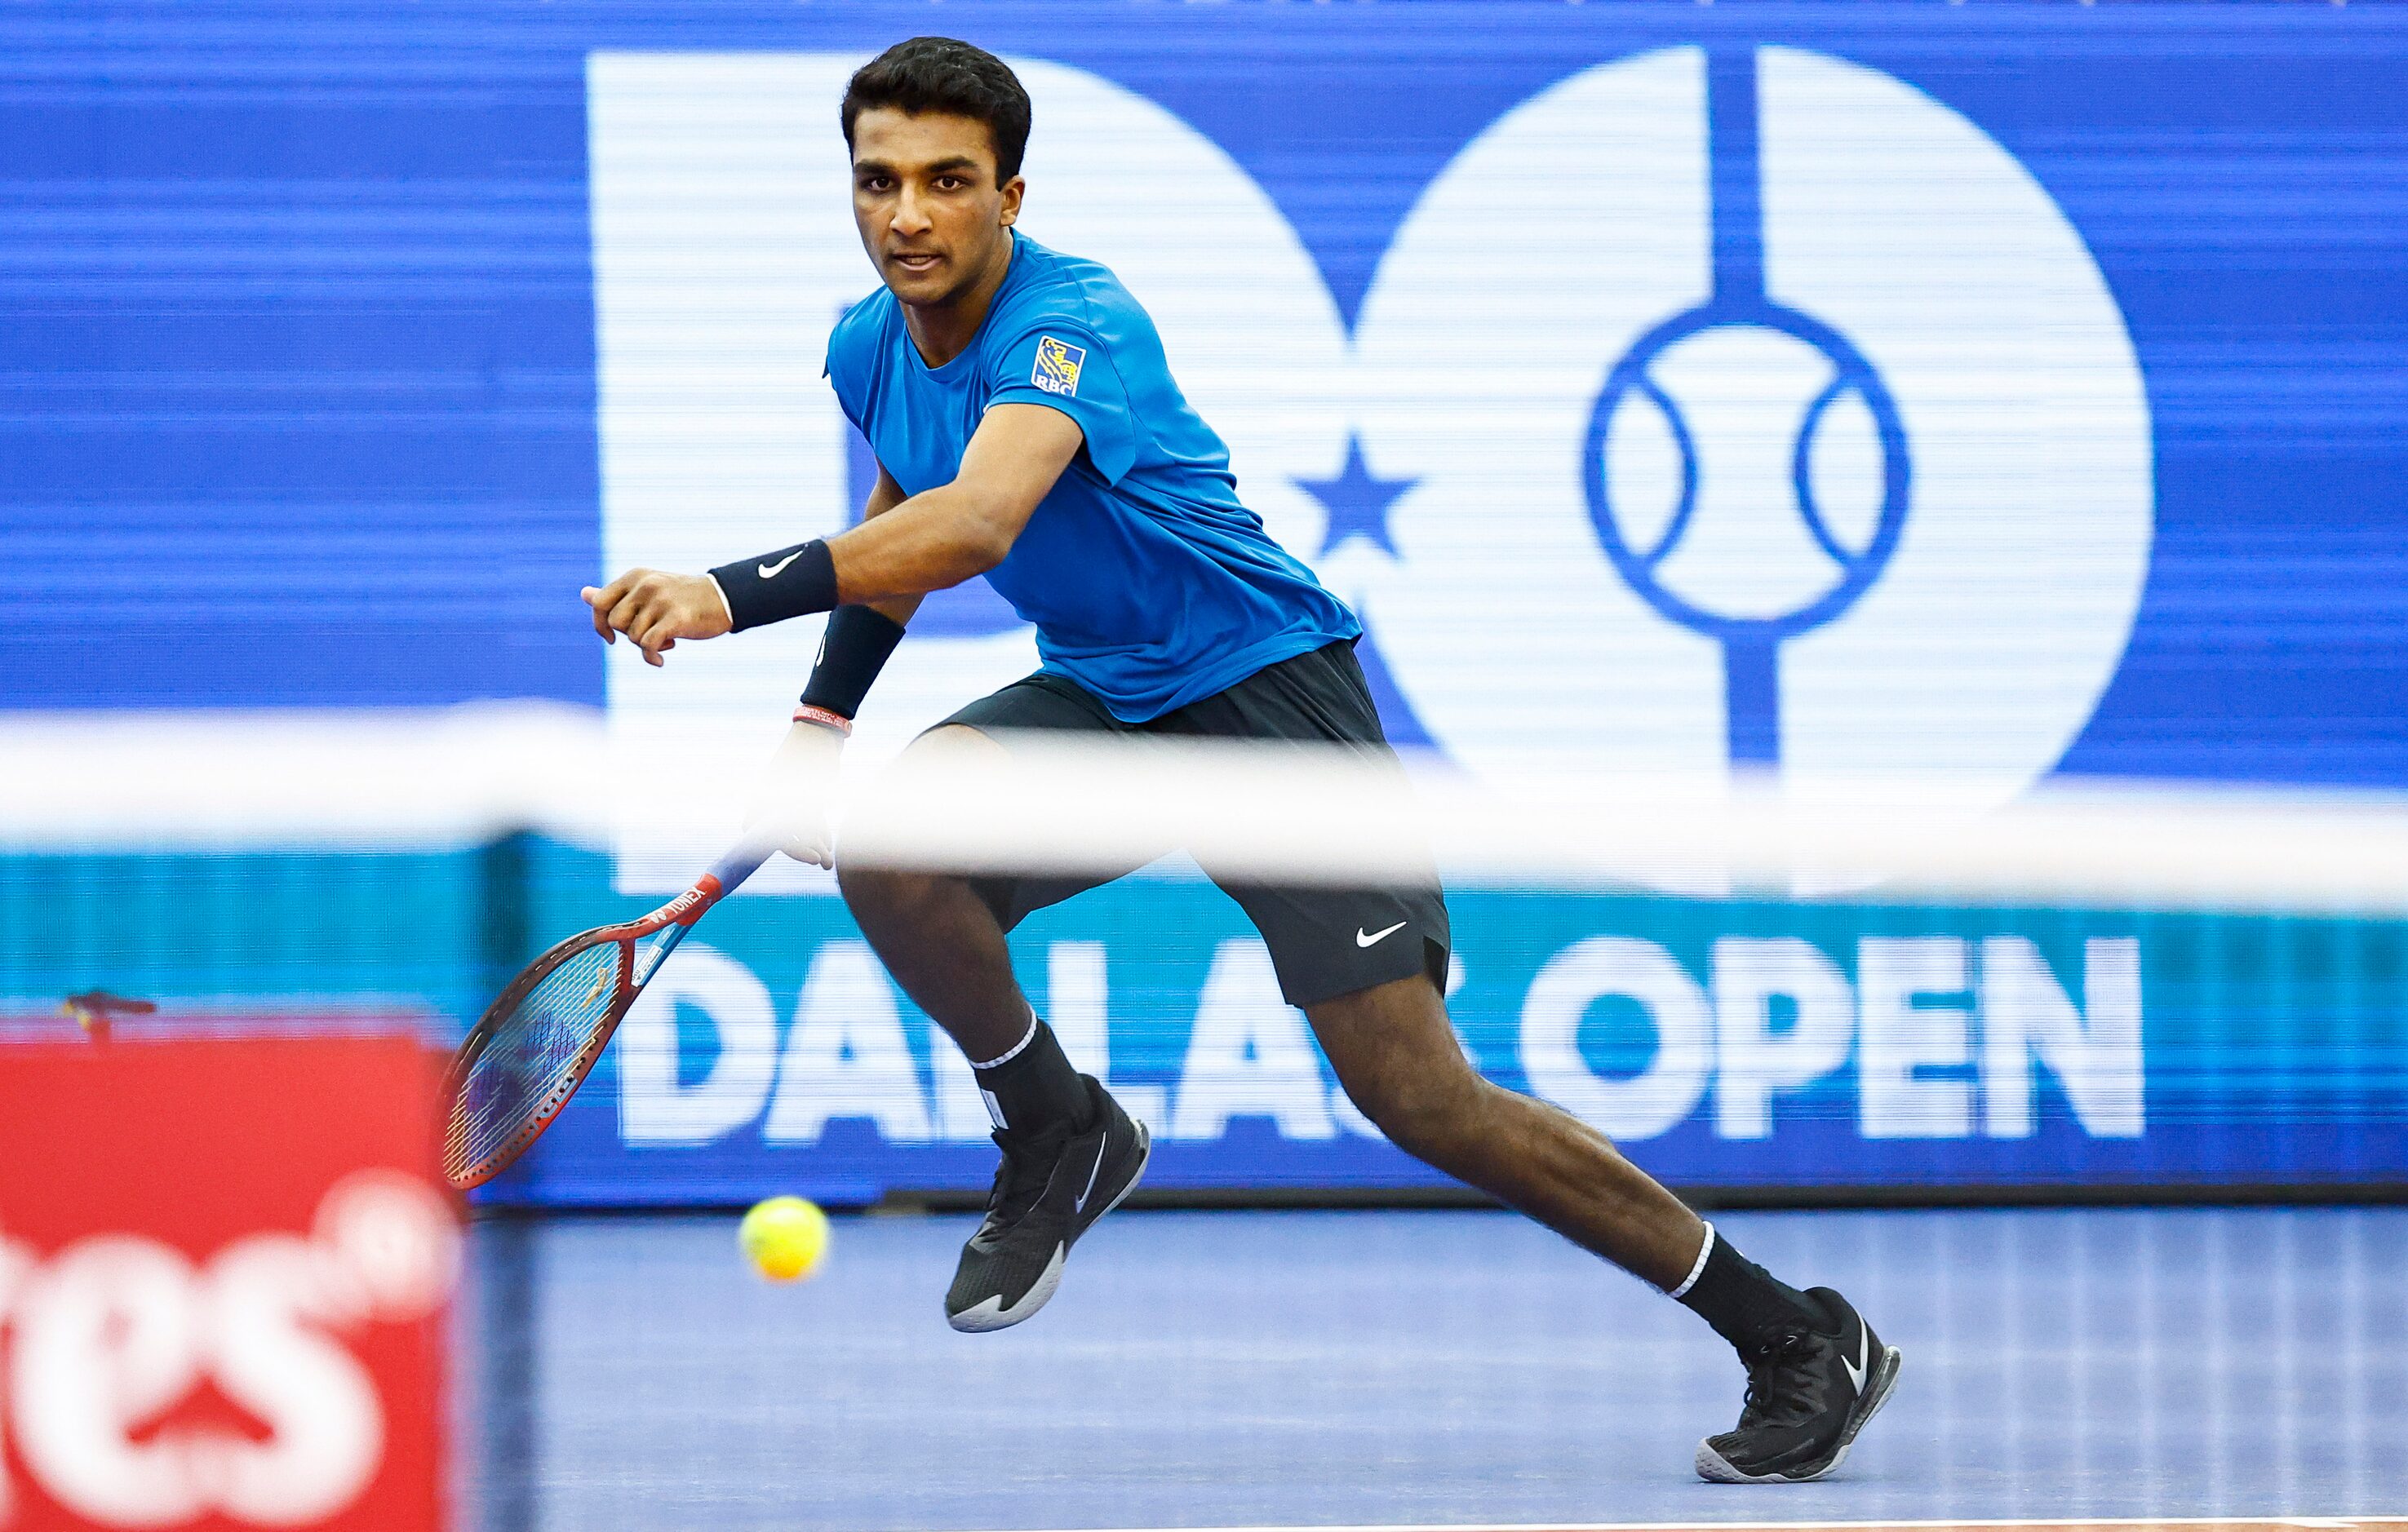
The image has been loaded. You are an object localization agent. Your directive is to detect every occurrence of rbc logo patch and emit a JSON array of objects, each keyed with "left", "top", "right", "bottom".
[{"left": 1031, "top": 334, "right": 1085, "bottom": 396}]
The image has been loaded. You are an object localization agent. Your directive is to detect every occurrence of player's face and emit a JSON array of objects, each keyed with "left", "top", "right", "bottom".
[{"left": 850, "top": 108, "right": 1025, "bottom": 308}]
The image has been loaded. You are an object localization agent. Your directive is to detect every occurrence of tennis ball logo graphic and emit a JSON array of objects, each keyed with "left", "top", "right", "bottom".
[
  {"left": 1343, "top": 41, "right": 2150, "bottom": 844},
  {"left": 1599, "top": 327, "right": 1896, "bottom": 618},
  {"left": 739, "top": 1194, "right": 830, "bottom": 1282},
  {"left": 1583, "top": 51, "right": 1909, "bottom": 768}
]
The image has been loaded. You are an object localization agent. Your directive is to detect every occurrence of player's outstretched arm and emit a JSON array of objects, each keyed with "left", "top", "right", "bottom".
[
  {"left": 582, "top": 404, "right": 1080, "bottom": 664},
  {"left": 850, "top": 463, "right": 924, "bottom": 631},
  {"left": 822, "top": 403, "right": 1080, "bottom": 604}
]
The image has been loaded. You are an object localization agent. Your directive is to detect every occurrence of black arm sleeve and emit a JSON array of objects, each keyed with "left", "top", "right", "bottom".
[{"left": 798, "top": 603, "right": 908, "bottom": 720}]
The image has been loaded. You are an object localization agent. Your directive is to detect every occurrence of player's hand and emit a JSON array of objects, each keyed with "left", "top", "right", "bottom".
[
  {"left": 582, "top": 569, "right": 732, "bottom": 667},
  {"left": 745, "top": 719, "right": 848, "bottom": 868}
]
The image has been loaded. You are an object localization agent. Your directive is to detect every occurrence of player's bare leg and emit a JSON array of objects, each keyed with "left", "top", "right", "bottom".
[
  {"left": 836, "top": 874, "right": 1028, "bottom": 1065},
  {"left": 835, "top": 726, "right": 1033, "bottom": 1062},
  {"left": 837, "top": 725, "right": 1151, "bottom": 1331},
  {"left": 1305, "top": 972, "right": 1704, "bottom": 1286},
  {"left": 1307, "top": 973, "right": 1902, "bottom": 1482},
  {"left": 835, "top": 863, "right": 1023, "bottom": 1059}
]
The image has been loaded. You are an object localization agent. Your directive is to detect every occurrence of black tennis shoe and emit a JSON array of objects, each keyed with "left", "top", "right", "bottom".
[
  {"left": 1694, "top": 1286, "right": 1902, "bottom": 1484},
  {"left": 945, "top": 1075, "right": 1150, "bottom": 1333}
]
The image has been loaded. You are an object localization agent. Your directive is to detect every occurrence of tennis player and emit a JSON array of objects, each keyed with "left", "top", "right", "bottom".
[{"left": 583, "top": 36, "right": 1899, "bottom": 1483}]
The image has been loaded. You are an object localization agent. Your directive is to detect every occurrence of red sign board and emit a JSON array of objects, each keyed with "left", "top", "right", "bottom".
[{"left": 0, "top": 1038, "right": 455, "bottom": 1530}]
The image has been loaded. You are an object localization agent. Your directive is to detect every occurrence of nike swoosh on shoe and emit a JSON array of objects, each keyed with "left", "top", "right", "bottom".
[{"left": 1074, "top": 1132, "right": 1108, "bottom": 1215}]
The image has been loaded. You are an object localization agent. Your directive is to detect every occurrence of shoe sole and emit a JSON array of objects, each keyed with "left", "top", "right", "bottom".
[
  {"left": 1694, "top": 1342, "right": 1903, "bottom": 1485},
  {"left": 946, "top": 1120, "right": 1153, "bottom": 1335},
  {"left": 947, "top": 1242, "right": 1067, "bottom": 1333}
]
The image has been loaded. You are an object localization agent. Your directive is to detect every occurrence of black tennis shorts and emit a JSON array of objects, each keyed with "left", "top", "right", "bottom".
[{"left": 936, "top": 639, "right": 1451, "bottom": 1008}]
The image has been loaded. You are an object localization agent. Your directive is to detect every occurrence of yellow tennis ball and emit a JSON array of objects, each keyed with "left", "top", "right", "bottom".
[{"left": 738, "top": 1195, "right": 829, "bottom": 1283}]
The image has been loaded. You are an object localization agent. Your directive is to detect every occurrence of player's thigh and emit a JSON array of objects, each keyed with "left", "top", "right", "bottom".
[
  {"left": 1217, "top": 876, "right": 1450, "bottom": 1010},
  {"left": 842, "top": 720, "right": 1009, "bottom": 856},
  {"left": 1164, "top": 640, "right": 1455, "bottom": 1006},
  {"left": 1301, "top": 970, "right": 1481, "bottom": 1125},
  {"left": 835, "top": 724, "right": 1013, "bottom": 917},
  {"left": 881, "top": 673, "right": 1167, "bottom": 929}
]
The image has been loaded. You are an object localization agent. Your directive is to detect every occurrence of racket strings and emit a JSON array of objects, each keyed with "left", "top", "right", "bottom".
[{"left": 447, "top": 938, "right": 632, "bottom": 1183}]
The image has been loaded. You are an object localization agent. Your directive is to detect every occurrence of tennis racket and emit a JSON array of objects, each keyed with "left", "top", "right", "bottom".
[{"left": 441, "top": 837, "right": 775, "bottom": 1189}]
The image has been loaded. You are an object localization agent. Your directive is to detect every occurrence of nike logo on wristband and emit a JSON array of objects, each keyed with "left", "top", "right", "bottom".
[{"left": 758, "top": 551, "right": 803, "bottom": 579}]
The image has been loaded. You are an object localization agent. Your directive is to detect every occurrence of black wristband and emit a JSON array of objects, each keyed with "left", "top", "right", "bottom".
[
  {"left": 800, "top": 604, "right": 907, "bottom": 720},
  {"left": 708, "top": 539, "right": 838, "bottom": 633}
]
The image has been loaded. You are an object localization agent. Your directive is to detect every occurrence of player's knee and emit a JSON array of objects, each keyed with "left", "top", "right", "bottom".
[
  {"left": 834, "top": 861, "right": 938, "bottom": 932},
  {"left": 1340, "top": 1056, "right": 1486, "bottom": 1161}
]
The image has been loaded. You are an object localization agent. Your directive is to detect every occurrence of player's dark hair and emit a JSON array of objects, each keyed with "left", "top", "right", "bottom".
[{"left": 841, "top": 38, "right": 1032, "bottom": 183}]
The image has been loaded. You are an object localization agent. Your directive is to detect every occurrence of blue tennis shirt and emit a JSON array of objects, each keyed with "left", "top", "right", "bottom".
[{"left": 824, "top": 232, "right": 1360, "bottom": 722}]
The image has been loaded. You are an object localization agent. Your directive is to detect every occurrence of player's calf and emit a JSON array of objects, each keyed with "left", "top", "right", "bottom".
[
  {"left": 835, "top": 859, "right": 1031, "bottom": 1064},
  {"left": 1328, "top": 1039, "right": 1487, "bottom": 1167},
  {"left": 1307, "top": 975, "right": 1707, "bottom": 1284},
  {"left": 1307, "top": 976, "right": 1901, "bottom": 1479}
]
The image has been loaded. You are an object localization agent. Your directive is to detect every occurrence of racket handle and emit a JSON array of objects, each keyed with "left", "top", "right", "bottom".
[
  {"left": 705, "top": 837, "right": 778, "bottom": 896},
  {"left": 634, "top": 837, "right": 779, "bottom": 988}
]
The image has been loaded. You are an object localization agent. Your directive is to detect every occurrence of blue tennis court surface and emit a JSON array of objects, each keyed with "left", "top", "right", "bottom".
[{"left": 475, "top": 1205, "right": 2407, "bottom": 1531}]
